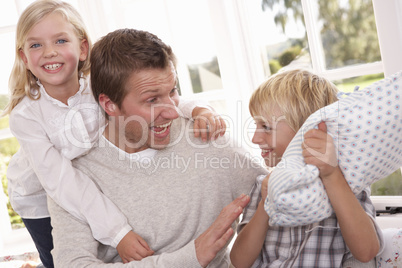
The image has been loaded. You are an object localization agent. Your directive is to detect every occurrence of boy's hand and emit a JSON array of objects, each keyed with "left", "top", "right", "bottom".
[
  {"left": 192, "top": 107, "right": 226, "bottom": 141},
  {"left": 302, "top": 122, "right": 338, "bottom": 180},
  {"left": 116, "top": 231, "right": 154, "bottom": 263},
  {"left": 260, "top": 174, "right": 270, "bottom": 201}
]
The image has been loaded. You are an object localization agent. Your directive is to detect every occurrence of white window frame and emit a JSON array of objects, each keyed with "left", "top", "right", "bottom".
[
  {"left": 367, "top": 0, "right": 402, "bottom": 206},
  {"left": 212, "top": 0, "right": 402, "bottom": 207},
  {"left": 299, "top": 0, "right": 402, "bottom": 206},
  {"left": 300, "top": 0, "right": 385, "bottom": 81}
]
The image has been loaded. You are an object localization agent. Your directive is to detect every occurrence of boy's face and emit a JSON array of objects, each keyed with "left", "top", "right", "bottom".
[{"left": 252, "top": 106, "right": 296, "bottom": 167}]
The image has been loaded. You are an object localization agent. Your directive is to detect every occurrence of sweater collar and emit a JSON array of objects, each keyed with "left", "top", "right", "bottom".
[{"left": 100, "top": 134, "right": 157, "bottom": 162}]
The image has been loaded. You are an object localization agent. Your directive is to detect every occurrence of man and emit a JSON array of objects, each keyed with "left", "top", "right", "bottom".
[{"left": 48, "top": 28, "right": 267, "bottom": 267}]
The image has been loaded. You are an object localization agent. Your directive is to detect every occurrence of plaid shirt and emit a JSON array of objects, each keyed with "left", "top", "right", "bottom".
[{"left": 238, "top": 175, "right": 384, "bottom": 268}]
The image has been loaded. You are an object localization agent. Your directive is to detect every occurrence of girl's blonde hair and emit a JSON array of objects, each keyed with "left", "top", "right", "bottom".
[
  {"left": 249, "top": 69, "right": 339, "bottom": 132},
  {"left": 2, "top": 0, "right": 91, "bottom": 115}
]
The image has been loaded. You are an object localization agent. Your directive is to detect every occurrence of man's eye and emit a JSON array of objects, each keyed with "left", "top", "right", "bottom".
[
  {"left": 148, "top": 98, "right": 157, "bottom": 103},
  {"left": 170, "top": 88, "right": 177, "bottom": 95}
]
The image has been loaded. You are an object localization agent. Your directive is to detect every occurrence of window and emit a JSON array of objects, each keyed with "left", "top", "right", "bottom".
[
  {"left": 82, "top": 0, "right": 227, "bottom": 112},
  {"left": 124, "top": 0, "right": 223, "bottom": 94},
  {"left": 241, "top": 0, "right": 402, "bottom": 197}
]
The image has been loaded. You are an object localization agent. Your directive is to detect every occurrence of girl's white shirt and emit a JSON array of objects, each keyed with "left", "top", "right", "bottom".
[{"left": 6, "top": 76, "right": 202, "bottom": 247}]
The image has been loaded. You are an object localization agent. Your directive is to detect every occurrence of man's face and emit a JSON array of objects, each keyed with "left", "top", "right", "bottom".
[{"left": 109, "top": 64, "right": 180, "bottom": 153}]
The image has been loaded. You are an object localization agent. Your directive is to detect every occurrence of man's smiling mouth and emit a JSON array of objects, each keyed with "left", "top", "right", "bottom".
[{"left": 151, "top": 121, "right": 172, "bottom": 134}]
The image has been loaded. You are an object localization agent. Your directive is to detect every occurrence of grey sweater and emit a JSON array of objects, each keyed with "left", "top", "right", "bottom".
[{"left": 48, "top": 118, "right": 267, "bottom": 267}]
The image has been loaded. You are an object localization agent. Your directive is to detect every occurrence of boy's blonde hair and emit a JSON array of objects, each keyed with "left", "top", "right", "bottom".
[
  {"left": 2, "top": 0, "right": 91, "bottom": 115},
  {"left": 249, "top": 69, "right": 339, "bottom": 132}
]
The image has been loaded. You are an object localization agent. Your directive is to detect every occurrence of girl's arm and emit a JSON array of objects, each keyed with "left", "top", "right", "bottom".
[
  {"left": 303, "top": 122, "right": 380, "bottom": 262},
  {"left": 230, "top": 175, "right": 270, "bottom": 268},
  {"left": 9, "top": 111, "right": 133, "bottom": 248}
]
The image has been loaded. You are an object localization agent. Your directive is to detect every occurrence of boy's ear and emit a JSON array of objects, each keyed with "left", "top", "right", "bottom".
[{"left": 99, "top": 94, "right": 118, "bottom": 116}]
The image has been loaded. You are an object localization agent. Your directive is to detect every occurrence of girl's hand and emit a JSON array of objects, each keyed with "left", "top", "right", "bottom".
[
  {"left": 192, "top": 107, "right": 226, "bottom": 141},
  {"left": 116, "top": 231, "right": 154, "bottom": 263},
  {"left": 302, "top": 122, "right": 338, "bottom": 180}
]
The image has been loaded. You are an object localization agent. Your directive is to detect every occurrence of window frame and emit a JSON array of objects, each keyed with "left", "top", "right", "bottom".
[
  {"left": 301, "top": 0, "right": 385, "bottom": 80},
  {"left": 209, "top": 0, "right": 402, "bottom": 205}
]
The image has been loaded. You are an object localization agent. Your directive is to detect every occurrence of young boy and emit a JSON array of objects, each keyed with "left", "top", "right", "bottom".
[{"left": 230, "top": 69, "right": 384, "bottom": 267}]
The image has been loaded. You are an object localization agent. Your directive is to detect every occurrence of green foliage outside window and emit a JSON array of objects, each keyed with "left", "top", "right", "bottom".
[
  {"left": 269, "top": 59, "right": 282, "bottom": 75},
  {"left": 372, "top": 169, "right": 402, "bottom": 196},
  {"left": 268, "top": 45, "right": 304, "bottom": 75},
  {"left": 278, "top": 46, "right": 302, "bottom": 67},
  {"left": 1, "top": 95, "right": 23, "bottom": 228},
  {"left": 1, "top": 153, "right": 23, "bottom": 228},
  {"left": 261, "top": 0, "right": 381, "bottom": 69}
]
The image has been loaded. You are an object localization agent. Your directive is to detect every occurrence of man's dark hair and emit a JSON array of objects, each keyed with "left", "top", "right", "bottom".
[{"left": 90, "top": 28, "right": 177, "bottom": 109}]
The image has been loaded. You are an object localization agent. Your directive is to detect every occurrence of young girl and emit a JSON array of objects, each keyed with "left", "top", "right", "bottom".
[
  {"left": 230, "top": 69, "right": 383, "bottom": 267},
  {"left": 3, "top": 1, "right": 225, "bottom": 267}
]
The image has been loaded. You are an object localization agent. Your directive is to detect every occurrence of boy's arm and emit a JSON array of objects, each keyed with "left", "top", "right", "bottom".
[
  {"left": 9, "top": 112, "right": 150, "bottom": 259},
  {"left": 303, "top": 122, "right": 380, "bottom": 262},
  {"left": 320, "top": 169, "right": 379, "bottom": 262},
  {"left": 230, "top": 175, "right": 270, "bottom": 268},
  {"left": 178, "top": 98, "right": 226, "bottom": 141},
  {"left": 230, "top": 201, "right": 269, "bottom": 268}
]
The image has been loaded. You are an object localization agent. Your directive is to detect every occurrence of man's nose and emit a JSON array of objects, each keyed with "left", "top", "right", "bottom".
[{"left": 160, "top": 102, "right": 179, "bottom": 120}]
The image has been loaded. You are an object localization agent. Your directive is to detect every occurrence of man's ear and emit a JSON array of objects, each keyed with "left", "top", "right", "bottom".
[{"left": 99, "top": 94, "right": 118, "bottom": 116}]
